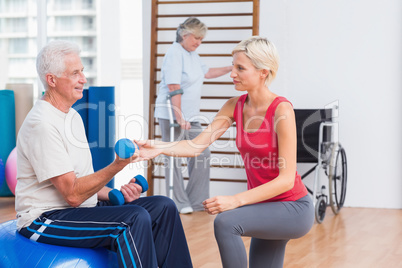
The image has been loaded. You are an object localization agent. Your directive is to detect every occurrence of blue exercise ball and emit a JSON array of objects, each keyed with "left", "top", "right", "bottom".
[{"left": 0, "top": 220, "right": 118, "bottom": 268}]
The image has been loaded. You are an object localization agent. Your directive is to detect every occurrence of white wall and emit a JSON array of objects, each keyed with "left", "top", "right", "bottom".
[
  {"left": 114, "top": 0, "right": 146, "bottom": 189},
  {"left": 142, "top": 0, "right": 151, "bottom": 140},
  {"left": 142, "top": 0, "right": 402, "bottom": 209},
  {"left": 0, "top": 49, "right": 7, "bottom": 88},
  {"left": 97, "top": 0, "right": 121, "bottom": 87},
  {"left": 261, "top": 0, "right": 402, "bottom": 209}
]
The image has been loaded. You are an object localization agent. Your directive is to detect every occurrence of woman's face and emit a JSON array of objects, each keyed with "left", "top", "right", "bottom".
[
  {"left": 181, "top": 33, "right": 203, "bottom": 52},
  {"left": 230, "top": 52, "right": 265, "bottom": 92}
]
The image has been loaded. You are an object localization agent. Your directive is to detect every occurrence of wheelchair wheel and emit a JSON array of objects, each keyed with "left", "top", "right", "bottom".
[
  {"left": 315, "top": 195, "right": 327, "bottom": 224},
  {"left": 329, "top": 144, "right": 347, "bottom": 215}
]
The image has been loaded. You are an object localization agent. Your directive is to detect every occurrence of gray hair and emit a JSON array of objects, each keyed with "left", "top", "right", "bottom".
[
  {"left": 176, "top": 17, "right": 207, "bottom": 42},
  {"left": 36, "top": 40, "right": 81, "bottom": 89},
  {"left": 232, "top": 36, "right": 279, "bottom": 86}
]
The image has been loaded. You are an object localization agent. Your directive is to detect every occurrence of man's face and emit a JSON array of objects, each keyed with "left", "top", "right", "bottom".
[{"left": 55, "top": 53, "right": 87, "bottom": 104}]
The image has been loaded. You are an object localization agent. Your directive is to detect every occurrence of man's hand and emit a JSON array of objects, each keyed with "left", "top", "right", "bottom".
[{"left": 120, "top": 179, "right": 142, "bottom": 203}]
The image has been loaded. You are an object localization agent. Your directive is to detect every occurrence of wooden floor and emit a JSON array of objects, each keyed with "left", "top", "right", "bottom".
[{"left": 1, "top": 197, "right": 401, "bottom": 267}]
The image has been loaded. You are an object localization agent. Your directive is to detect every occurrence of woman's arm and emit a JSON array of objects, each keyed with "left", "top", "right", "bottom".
[
  {"left": 138, "top": 97, "right": 238, "bottom": 159},
  {"left": 204, "top": 66, "right": 232, "bottom": 79},
  {"left": 203, "top": 102, "right": 298, "bottom": 214}
]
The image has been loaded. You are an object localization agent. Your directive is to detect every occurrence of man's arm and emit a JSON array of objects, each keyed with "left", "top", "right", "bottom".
[{"left": 50, "top": 156, "right": 136, "bottom": 207}]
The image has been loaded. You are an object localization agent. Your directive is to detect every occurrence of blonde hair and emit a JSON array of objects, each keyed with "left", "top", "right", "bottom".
[
  {"left": 176, "top": 17, "right": 207, "bottom": 42},
  {"left": 232, "top": 36, "right": 279, "bottom": 86}
]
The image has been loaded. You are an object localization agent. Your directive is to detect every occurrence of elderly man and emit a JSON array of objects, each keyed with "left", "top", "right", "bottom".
[{"left": 15, "top": 40, "right": 192, "bottom": 268}]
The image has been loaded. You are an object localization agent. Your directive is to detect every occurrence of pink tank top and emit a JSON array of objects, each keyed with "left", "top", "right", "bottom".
[{"left": 234, "top": 94, "right": 308, "bottom": 202}]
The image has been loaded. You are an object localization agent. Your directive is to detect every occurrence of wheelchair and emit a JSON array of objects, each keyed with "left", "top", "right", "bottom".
[{"left": 294, "top": 105, "right": 348, "bottom": 223}]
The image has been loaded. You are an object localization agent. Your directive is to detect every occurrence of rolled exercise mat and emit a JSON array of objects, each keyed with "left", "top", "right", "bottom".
[
  {"left": 0, "top": 90, "right": 16, "bottom": 196},
  {"left": 5, "top": 83, "right": 33, "bottom": 137},
  {"left": 0, "top": 159, "right": 5, "bottom": 195},
  {"left": 88, "top": 86, "right": 115, "bottom": 188},
  {"left": 72, "top": 88, "right": 89, "bottom": 136}
]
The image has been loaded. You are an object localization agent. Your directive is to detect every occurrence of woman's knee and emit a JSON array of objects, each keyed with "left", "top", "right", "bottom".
[{"left": 214, "top": 212, "right": 243, "bottom": 237}]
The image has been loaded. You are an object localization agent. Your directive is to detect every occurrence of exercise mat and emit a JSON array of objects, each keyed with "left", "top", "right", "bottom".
[
  {"left": 88, "top": 86, "right": 116, "bottom": 188},
  {"left": 0, "top": 90, "right": 16, "bottom": 196},
  {"left": 72, "top": 89, "right": 89, "bottom": 136},
  {"left": 6, "top": 83, "right": 34, "bottom": 137}
]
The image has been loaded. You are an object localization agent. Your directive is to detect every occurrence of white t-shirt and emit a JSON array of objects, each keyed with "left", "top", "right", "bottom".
[
  {"left": 154, "top": 42, "right": 209, "bottom": 121},
  {"left": 15, "top": 100, "right": 97, "bottom": 229}
]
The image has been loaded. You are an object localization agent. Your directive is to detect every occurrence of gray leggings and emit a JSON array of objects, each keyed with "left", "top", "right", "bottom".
[{"left": 214, "top": 195, "right": 314, "bottom": 268}]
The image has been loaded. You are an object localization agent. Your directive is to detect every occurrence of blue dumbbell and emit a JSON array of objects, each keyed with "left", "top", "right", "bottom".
[
  {"left": 108, "top": 175, "right": 149, "bottom": 206},
  {"left": 114, "top": 138, "right": 138, "bottom": 159}
]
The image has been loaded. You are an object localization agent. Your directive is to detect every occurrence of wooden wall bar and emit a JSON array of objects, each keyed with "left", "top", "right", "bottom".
[{"left": 148, "top": 0, "right": 260, "bottom": 195}]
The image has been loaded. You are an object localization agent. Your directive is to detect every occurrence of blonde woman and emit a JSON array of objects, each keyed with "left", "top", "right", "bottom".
[{"left": 142, "top": 36, "right": 314, "bottom": 268}]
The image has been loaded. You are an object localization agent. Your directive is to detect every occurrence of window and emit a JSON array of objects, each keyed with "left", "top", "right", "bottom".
[
  {"left": 82, "top": 0, "right": 94, "bottom": 10},
  {"left": 10, "top": 18, "right": 28, "bottom": 33},
  {"left": 8, "top": 38, "right": 28, "bottom": 54},
  {"left": 55, "top": 16, "right": 74, "bottom": 31},
  {"left": 2, "top": 0, "right": 27, "bottom": 13},
  {"left": 83, "top": 17, "right": 95, "bottom": 31},
  {"left": 9, "top": 58, "right": 35, "bottom": 76},
  {"left": 54, "top": 0, "right": 72, "bottom": 11},
  {"left": 82, "top": 57, "right": 95, "bottom": 72},
  {"left": 0, "top": 0, "right": 103, "bottom": 92},
  {"left": 82, "top": 36, "right": 95, "bottom": 52}
]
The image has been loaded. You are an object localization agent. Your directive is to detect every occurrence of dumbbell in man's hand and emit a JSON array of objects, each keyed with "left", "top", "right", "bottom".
[
  {"left": 114, "top": 138, "right": 138, "bottom": 159},
  {"left": 108, "top": 175, "right": 149, "bottom": 206}
]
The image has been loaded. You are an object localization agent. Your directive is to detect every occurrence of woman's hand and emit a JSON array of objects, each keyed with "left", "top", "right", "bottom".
[
  {"left": 120, "top": 179, "right": 142, "bottom": 203},
  {"left": 135, "top": 140, "right": 163, "bottom": 160},
  {"left": 203, "top": 195, "right": 242, "bottom": 215}
]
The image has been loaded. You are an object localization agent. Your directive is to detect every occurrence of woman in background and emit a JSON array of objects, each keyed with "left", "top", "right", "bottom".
[{"left": 154, "top": 17, "right": 232, "bottom": 214}]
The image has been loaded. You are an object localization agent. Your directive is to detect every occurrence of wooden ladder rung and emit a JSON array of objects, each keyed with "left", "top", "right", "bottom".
[
  {"left": 153, "top": 175, "right": 247, "bottom": 183},
  {"left": 157, "top": 40, "right": 242, "bottom": 45},
  {"left": 157, "top": 26, "right": 253, "bottom": 31},
  {"left": 157, "top": 0, "right": 253, "bottom": 5},
  {"left": 153, "top": 162, "right": 244, "bottom": 169},
  {"left": 153, "top": 81, "right": 233, "bottom": 85},
  {"left": 157, "top": 13, "right": 253, "bottom": 18},
  {"left": 156, "top": 53, "right": 231, "bottom": 57},
  {"left": 153, "top": 135, "right": 235, "bottom": 141}
]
